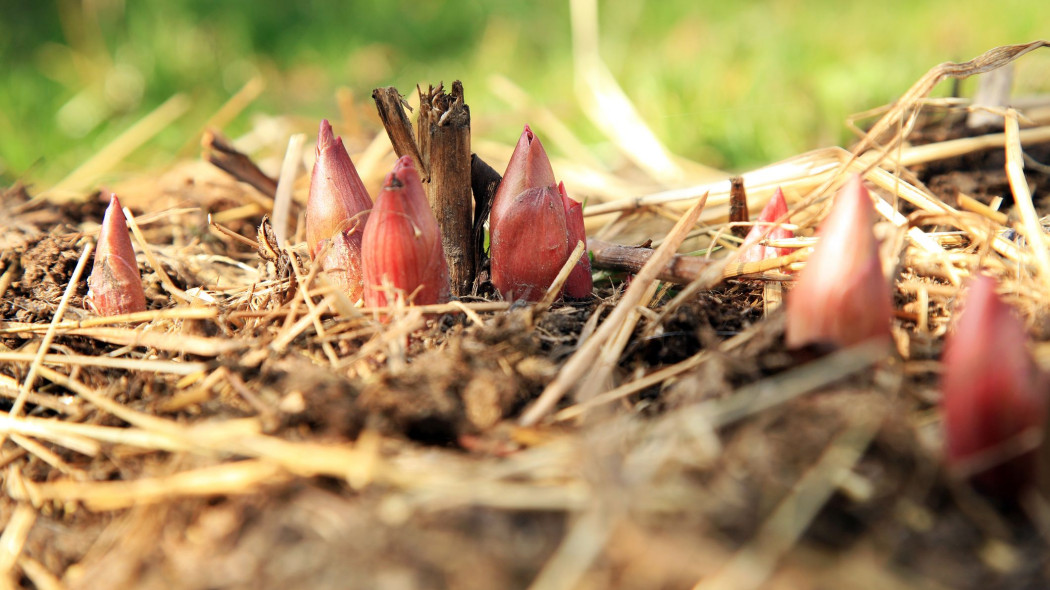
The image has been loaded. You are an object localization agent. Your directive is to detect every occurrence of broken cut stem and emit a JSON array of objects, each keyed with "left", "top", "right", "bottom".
[
  {"left": 418, "top": 81, "right": 475, "bottom": 296},
  {"left": 202, "top": 129, "right": 278, "bottom": 200},
  {"left": 728, "top": 176, "right": 749, "bottom": 238},
  {"left": 589, "top": 239, "right": 711, "bottom": 284},
  {"left": 372, "top": 86, "right": 427, "bottom": 178}
]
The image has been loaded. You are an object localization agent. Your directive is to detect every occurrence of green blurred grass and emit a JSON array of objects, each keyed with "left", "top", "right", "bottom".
[{"left": 1, "top": 0, "right": 1047, "bottom": 187}]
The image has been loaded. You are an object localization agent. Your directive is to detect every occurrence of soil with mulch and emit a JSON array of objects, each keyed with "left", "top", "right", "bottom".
[{"left": 4, "top": 89, "right": 1050, "bottom": 588}]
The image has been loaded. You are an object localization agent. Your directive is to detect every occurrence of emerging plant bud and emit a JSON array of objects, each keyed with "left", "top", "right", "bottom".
[
  {"left": 560, "top": 182, "right": 592, "bottom": 298},
  {"left": 306, "top": 119, "right": 372, "bottom": 301},
  {"left": 941, "top": 274, "right": 1048, "bottom": 495},
  {"left": 490, "top": 126, "right": 592, "bottom": 301},
  {"left": 491, "top": 125, "right": 557, "bottom": 218},
  {"left": 785, "top": 175, "right": 892, "bottom": 349},
  {"left": 362, "top": 156, "right": 450, "bottom": 307},
  {"left": 86, "top": 194, "right": 147, "bottom": 316},
  {"left": 739, "top": 187, "right": 793, "bottom": 264}
]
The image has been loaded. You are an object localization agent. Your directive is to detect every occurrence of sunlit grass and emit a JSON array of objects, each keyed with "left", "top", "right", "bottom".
[{"left": 1, "top": 0, "right": 1047, "bottom": 187}]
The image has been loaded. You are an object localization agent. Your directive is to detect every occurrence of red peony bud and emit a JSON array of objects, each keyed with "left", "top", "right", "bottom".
[
  {"left": 941, "top": 274, "right": 1048, "bottom": 495},
  {"left": 491, "top": 186, "right": 569, "bottom": 302},
  {"left": 491, "top": 125, "right": 586, "bottom": 301},
  {"left": 86, "top": 194, "right": 147, "bottom": 315},
  {"left": 306, "top": 119, "right": 372, "bottom": 301},
  {"left": 785, "top": 174, "right": 892, "bottom": 349},
  {"left": 560, "top": 182, "right": 592, "bottom": 298},
  {"left": 362, "top": 156, "right": 450, "bottom": 307},
  {"left": 739, "top": 187, "right": 793, "bottom": 264}
]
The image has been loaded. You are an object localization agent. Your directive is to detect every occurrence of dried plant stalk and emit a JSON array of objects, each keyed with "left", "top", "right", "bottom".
[
  {"left": 418, "top": 81, "right": 475, "bottom": 296},
  {"left": 12, "top": 460, "right": 291, "bottom": 511},
  {"left": 537, "top": 240, "right": 587, "bottom": 311},
  {"left": 728, "top": 176, "right": 749, "bottom": 238},
  {"left": 0, "top": 502, "right": 36, "bottom": 583},
  {"left": 470, "top": 154, "right": 502, "bottom": 281},
  {"left": 372, "top": 86, "right": 426, "bottom": 177},
  {"left": 589, "top": 239, "right": 711, "bottom": 284},
  {"left": 201, "top": 129, "right": 278, "bottom": 200}
]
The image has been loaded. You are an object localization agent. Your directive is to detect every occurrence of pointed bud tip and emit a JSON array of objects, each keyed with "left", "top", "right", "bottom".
[
  {"left": 826, "top": 174, "right": 874, "bottom": 231},
  {"left": 101, "top": 193, "right": 129, "bottom": 238},
  {"left": 739, "top": 187, "right": 793, "bottom": 264},
  {"left": 557, "top": 181, "right": 573, "bottom": 208},
  {"left": 102, "top": 194, "right": 126, "bottom": 223},
  {"left": 384, "top": 156, "right": 419, "bottom": 190},
  {"left": 760, "top": 188, "right": 788, "bottom": 223},
  {"left": 317, "top": 119, "right": 336, "bottom": 151}
]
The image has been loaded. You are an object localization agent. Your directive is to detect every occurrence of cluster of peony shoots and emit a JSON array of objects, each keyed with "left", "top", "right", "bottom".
[
  {"left": 306, "top": 121, "right": 590, "bottom": 306},
  {"left": 781, "top": 174, "right": 1048, "bottom": 497},
  {"left": 88, "top": 121, "right": 591, "bottom": 318},
  {"left": 306, "top": 120, "right": 449, "bottom": 307}
]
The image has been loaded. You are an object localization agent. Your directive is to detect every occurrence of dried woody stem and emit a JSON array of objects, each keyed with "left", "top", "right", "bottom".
[
  {"left": 371, "top": 86, "right": 427, "bottom": 177},
  {"left": 470, "top": 154, "right": 502, "bottom": 282},
  {"left": 201, "top": 129, "right": 278, "bottom": 200},
  {"left": 728, "top": 176, "right": 749, "bottom": 238},
  {"left": 373, "top": 82, "right": 477, "bottom": 296},
  {"left": 589, "top": 238, "right": 710, "bottom": 284},
  {"left": 418, "top": 81, "right": 475, "bottom": 296},
  {"left": 588, "top": 238, "right": 804, "bottom": 284}
]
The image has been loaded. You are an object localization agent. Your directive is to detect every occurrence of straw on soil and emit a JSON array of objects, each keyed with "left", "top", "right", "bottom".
[{"left": 1, "top": 40, "right": 1049, "bottom": 590}]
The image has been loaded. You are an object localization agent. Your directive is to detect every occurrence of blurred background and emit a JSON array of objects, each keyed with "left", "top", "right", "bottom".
[{"left": 1, "top": 0, "right": 1048, "bottom": 189}]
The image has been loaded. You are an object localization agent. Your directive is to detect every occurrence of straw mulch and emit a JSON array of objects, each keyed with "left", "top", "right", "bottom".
[{"left": 2, "top": 41, "right": 1050, "bottom": 590}]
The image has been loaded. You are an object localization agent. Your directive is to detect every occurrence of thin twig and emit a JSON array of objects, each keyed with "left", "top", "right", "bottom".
[
  {"left": 202, "top": 129, "right": 278, "bottom": 200},
  {"left": 1004, "top": 110, "right": 1050, "bottom": 290},
  {"left": 537, "top": 240, "right": 587, "bottom": 312}
]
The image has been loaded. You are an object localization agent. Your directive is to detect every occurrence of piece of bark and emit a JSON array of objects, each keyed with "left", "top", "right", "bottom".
[
  {"left": 470, "top": 153, "right": 502, "bottom": 283},
  {"left": 371, "top": 87, "right": 427, "bottom": 179},
  {"left": 202, "top": 129, "right": 278, "bottom": 199},
  {"left": 589, "top": 239, "right": 711, "bottom": 284},
  {"left": 728, "top": 176, "right": 749, "bottom": 239},
  {"left": 417, "top": 82, "right": 474, "bottom": 296}
]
